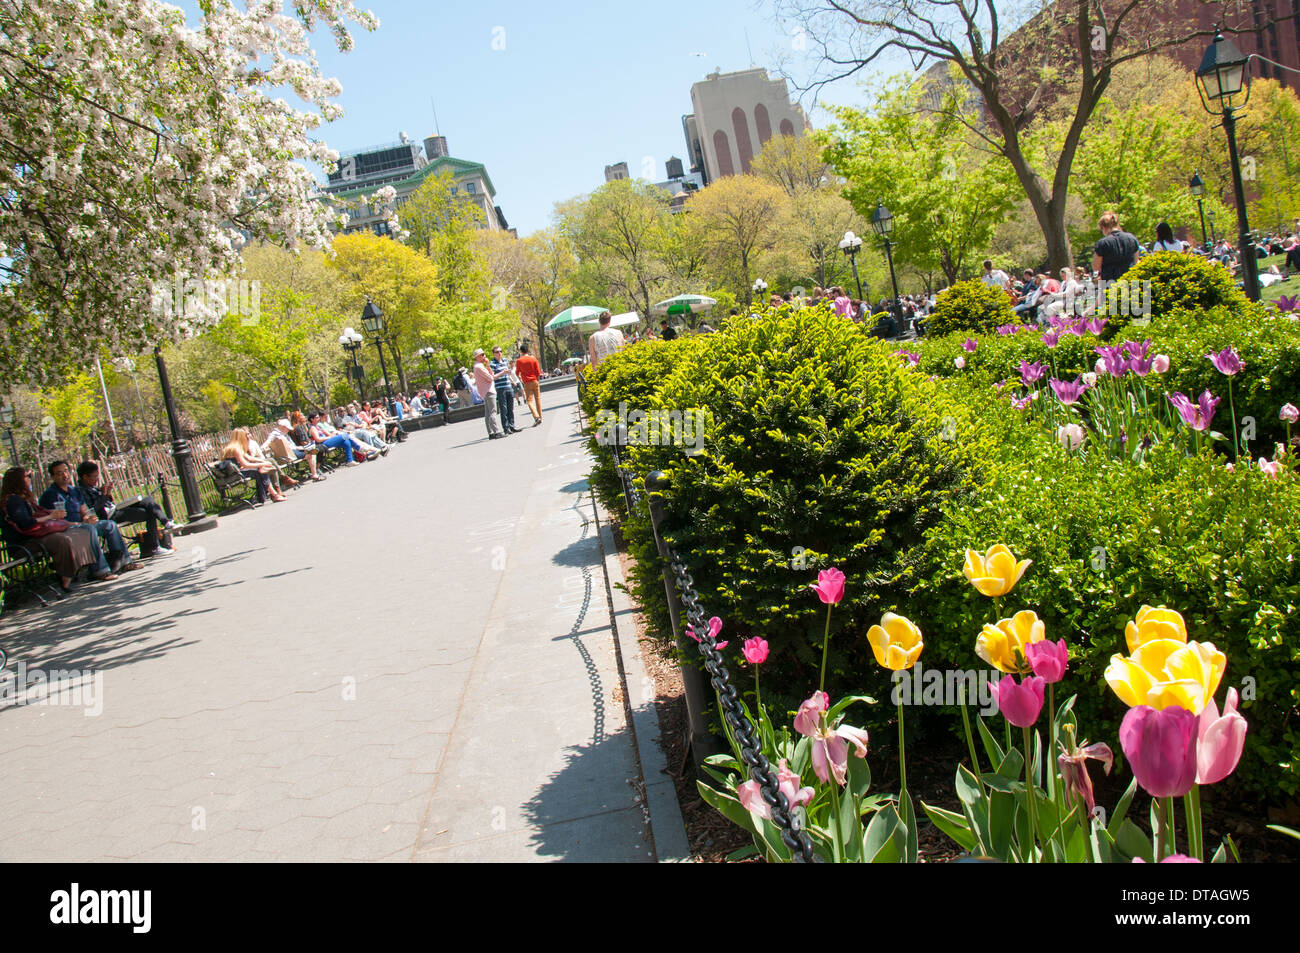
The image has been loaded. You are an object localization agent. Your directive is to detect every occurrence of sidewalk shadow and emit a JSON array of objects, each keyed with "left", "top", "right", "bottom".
[
  {"left": 519, "top": 728, "right": 655, "bottom": 862},
  {"left": 0, "top": 547, "right": 264, "bottom": 708}
]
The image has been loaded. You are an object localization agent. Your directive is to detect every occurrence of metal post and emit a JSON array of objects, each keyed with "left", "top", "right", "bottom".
[
  {"left": 644, "top": 470, "right": 725, "bottom": 766},
  {"left": 1196, "top": 197, "right": 1208, "bottom": 250},
  {"left": 94, "top": 356, "right": 122, "bottom": 454},
  {"left": 849, "top": 251, "right": 862, "bottom": 301},
  {"left": 157, "top": 471, "right": 174, "bottom": 522},
  {"left": 373, "top": 338, "right": 394, "bottom": 413},
  {"left": 1223, "top": 107, "right": 1261, "bottom": 302},
  {"left": 153, "top": 346, "right": 217, "bottom": 534},
  {"left": 883, "top": 238, "right": 902, "bottom": 329}
]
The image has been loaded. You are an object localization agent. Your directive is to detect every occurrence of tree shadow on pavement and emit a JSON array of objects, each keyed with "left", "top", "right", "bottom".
[{"left": 0, "top": 547, "right": 264, "bottom": 711}]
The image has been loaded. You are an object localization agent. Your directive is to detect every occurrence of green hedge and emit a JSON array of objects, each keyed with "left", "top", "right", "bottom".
[
  {"left": 1105, "top": 250, "right": 1248, "bottom": 326},
  {"left": 926, "top": 278, "right": 1015, "bottom": 337}
]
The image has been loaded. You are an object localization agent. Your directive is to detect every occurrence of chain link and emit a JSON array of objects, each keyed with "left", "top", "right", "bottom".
[{"left": 608, "top": 441, "right": 817, "bottom": 862}]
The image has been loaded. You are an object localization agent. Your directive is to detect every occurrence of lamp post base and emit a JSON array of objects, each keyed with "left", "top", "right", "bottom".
[{"left": 173, "top": 516, "right": 219, "bottom": 536}]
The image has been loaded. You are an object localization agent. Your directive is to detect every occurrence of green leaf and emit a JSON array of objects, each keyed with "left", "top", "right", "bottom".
[
  {"left": 724, "top": 844, "right": 759, "bottom": 861},
  {"left": 696, "top": 780, "right": 758, "bottom": 838},
  {"left": 1107, "top": 776, "right": 1139, "bottom": 838},
  {"left": 826, "top": 693, "right": 877, "bottom": 721},
  {"left": 956, "top": 763, "right": 983, "bottom": 807},
  {"left": 1267, "top": 824, "right": 1300, "bottom": 843},
  {"left": 976, "top": 713, "right": 1006, "bottom": 767},
  {"left": 1114, "top": 818, "right": 1155, "bottom": 863},
  {"left": 922, "top": 802, "right": 976, "bottom": 852},
  {"left": 863, "top": 803, "right": 901, "bottom": 862},
  {"left": 900, "top": 788, "right": 919, "bottom": 863},
  {"left": 989, "top": 790, "right": 1016, "bottom": 859},
  {"left": 846, "top": 750, "right": 872, "bottom": 799},
  {"left": 840, "top": 792, "right": 863, "bottom": 862}
]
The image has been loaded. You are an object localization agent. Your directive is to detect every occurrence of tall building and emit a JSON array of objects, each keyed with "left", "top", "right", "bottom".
[
  {"left": 604, "top": 161, "right": 630, "bottom": 182},
  {"left": 322, "top": 133, "right": 509, "bottom": 236},
  {"left": 682, "top": 68, "right": 811, "bottom": 184}
]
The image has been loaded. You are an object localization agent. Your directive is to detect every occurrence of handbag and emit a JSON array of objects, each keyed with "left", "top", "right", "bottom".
[{"left": 22, "top": 517, "right": 71, "bottom": 537}]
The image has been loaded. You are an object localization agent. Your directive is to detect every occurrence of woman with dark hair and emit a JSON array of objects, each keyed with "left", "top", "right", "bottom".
[
  {"left": 1, "top": 466, "right": 115, "bottom": 591},
  {"left": 1153, "top": 222, "right": 1183, "bottom": 253}
]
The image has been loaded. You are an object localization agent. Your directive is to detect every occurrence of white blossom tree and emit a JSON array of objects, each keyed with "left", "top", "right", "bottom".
[{"left": 0, "top": 0, "right": 382, "bottom": 385}]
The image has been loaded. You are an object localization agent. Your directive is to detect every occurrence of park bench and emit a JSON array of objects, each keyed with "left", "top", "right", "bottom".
[
  {"left": 0, "top": 536, "right": 61, "bottom": 607},
  {"left": 205, "top": 460, "right": 262, "bottom": 513}
]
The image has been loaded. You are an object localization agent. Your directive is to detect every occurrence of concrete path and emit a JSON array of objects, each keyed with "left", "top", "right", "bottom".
[{"left": 0, "top": 382, "right": 685, "bottom": 862}]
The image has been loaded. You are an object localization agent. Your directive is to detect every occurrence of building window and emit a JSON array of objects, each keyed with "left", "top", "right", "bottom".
[
  {"left": 466, "top": 181, "right": 477, "bottom": 194},
  {"left": 713, "top": 130, "right": 734, "bottom": 177},
  {"left": 755, "top": 103, "right": 772, "bottom": 146},
  {"left": 732, "top": 107, "right": 755, "bottom": 173},
  {"left": 779, "top": 118, "right": 795, "bottom": 137}
]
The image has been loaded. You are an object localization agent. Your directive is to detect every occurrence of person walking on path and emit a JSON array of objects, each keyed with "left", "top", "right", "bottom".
[
  {"left": 490, "top": 346, "right": 519, "bottom": 434},
  {"left": 1093, "top": 210, "right": 1140, "bottom": 282},
  {"left": 435, "top": 377, "right": 452, "bottom": 424},
  {"left": 587, "top": 311, "right": 625, "bottom": 369},
  {"left": 474, "top": 349, "right": 505, "bottom": 440},
  {"left": 515, "top": 343, "right": 543, "bottom": 426}
]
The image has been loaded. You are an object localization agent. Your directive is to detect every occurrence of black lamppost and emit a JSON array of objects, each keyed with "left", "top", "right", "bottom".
[
  {"left": 1196, "top": 31, "right": 1261, "bottom": 301},
  {"left": 1208, "top": 208, "right": 1218, "bottom": 244},
  {"left": 1189, "top": 173, "right": 1209, "bottom": 250},
  {"left": 418, "top": 346, "right": 438, "bottom": 388},
  {"left": 838, "top": 230, "right": 863, "bottom": 300},
  {"left": 153, "top": 346, "right": 217, "bottom": 533},
  {"left": 339, "top": 326, "right": 364, "bottom": 399},
  {"left": 360, "top": 298, "right": 395, "bottom": 412},
  {"left": 872, "top": 203, "right": 902, "bottom": 324},
  {"left": 0, "top": 403, "right": 18, "bottom": 466}
]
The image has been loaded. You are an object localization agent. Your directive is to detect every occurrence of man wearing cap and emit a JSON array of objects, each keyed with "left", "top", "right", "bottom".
[
  {"left": 490, "top": 345, "right": 519, "bottom": 434},
  {"left": 264, "top": 418, "right": 323, "bottom": 481},
  {"left": 473, "top": 348, "right": 505, "bottom": 440}
]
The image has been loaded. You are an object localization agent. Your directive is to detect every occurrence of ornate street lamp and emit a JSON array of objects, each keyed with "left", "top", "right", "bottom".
[
  {"left": 752, "top": 278, "right": 768, "bottom": 297},
  {"left": 1195, "top": 31, "right": 1260, "bottom": 301},
  {"left": 360, "top": 298, "right": 395, "bottom": 411},
  {"left": 871, "top": 204, "right": 902, "bottom": 325},
  {"left": 153, "top": 346, "right": 217, "bottom": 533},
  {"left": 1189, "top": 173, "right": 1209, "bottom": 251},
  {"left": 838, "top": 230, "right": 863, "bottom": 300},
  {"left": 339, "top": 326, "right": 365, "bottom": 399},
  {"left": 418, "top": 346, "right": 438, "bottom": 388}
]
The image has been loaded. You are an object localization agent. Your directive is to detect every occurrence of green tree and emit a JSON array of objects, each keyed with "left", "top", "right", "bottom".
[
  {"left": 39, "top": 372, "right": 99, "bottom": 460},
  {"left": 824, "top": 78, "right": 1019, "bottom": 284},
  {"left": 401, "top": 170, "right": 489, "bottom": 303},
  {"left": 429, "top": 302, "right": 522, "bottom": 372},
  {"left": 686, "top": 175, "right": 788, "bottom": 303},
  {"left": 328, "top": 233, "right": 440, "bottom": 394},
  {"left": 557, "top": 179, "right": 674, "bottom": 318}
]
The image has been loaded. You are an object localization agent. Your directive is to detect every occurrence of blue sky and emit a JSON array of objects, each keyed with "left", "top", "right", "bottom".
[{"left": 293, "top": 0, "right": 901, "bottom": 235}]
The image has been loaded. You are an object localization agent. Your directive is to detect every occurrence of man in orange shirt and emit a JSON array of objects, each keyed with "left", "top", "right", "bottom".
[{"left": 515, "top": 342, "right": 543, "bottom": 426}]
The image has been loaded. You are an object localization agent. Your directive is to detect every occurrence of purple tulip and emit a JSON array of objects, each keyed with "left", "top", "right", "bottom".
[
  {"left": 1058, "top": 742, "right": 1113, "bottom": 820},
  {"left": 1207, "top": 347, "right": 1244, "bottom": 377},
  {"left": 1043, "top": 330, "right": 1061, "bottom": 348},
  {"left": 1083, "top": 316, "right": 1107, "bottom": 335},
  {"left": 896, "top": 350, "right": 920, "bottom": 367},
  {"left": 1128, "top": 355, "right": 1154, "bottom": 376},
  {"left": 962, "top": 338, "right": 978, "bottom": 353},
  {"left": 1094, "top": 345, "right": 1128, "bottom": 377},
  {"left": 996, "top": 674, "right": 1045, "bottom": 727},
  {"left": 1274, "top": 294, "right": 1300, "bottom": 313},
  {"left": 1047, "top": 314, "right": 1071, "bottom": 330},
  {"left": 1049, "top": 376, "right": 1089, "bottom": 406},
  {"left": 1019, "top": 360, "right": 1046, "bottom": 384},
  {"left": 1169, "top": 391, "right": 1220, "bottom": 432},
  {"left": 997, "top": 324, "right": 1017, "bottom": 335},
  {"left": 1123, "top": 339, "right": 1151, "bottom": 359},
  {"left": 1119, "top": 705, "right": 1199, "bottom": 798}
]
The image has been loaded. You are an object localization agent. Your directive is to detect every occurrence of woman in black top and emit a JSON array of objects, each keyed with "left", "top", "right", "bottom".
[
  {"left": 2, "top": 466, "right": 114, "bottom": 590},
  {"left": 1092, "top": 211, "right": 1140, "bottom": 281}
]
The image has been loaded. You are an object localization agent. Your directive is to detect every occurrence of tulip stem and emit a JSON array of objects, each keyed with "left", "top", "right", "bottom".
[
  {"left": 959, "top": 695, "right": 982, "bottom": 777},
  {"left": 1185, "top": 786, "right": 1204, "bottom": 861},
  {"left": 824, "top": 713, "right": 844, "bottom": 864},
  {"left": 1228, "top": 377, "right": 1240, "bottom": 461},
  {"left": 1022, "top": 724, "right": 1039, "bottom": 862},
  {"left": 1047, "top": 684, "right": 1067, "bottom": 862},
  {"left": 897, "top": 699, "right": 908, "bottom": 797},
  {"left": 754, "top": 667, "right": 761, "bottom": 721},
  {"left": 818, "top": 603, "right": 833, "bottom": 694}
]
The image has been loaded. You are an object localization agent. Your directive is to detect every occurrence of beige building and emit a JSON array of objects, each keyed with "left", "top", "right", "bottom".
[
  {"left": 682, "top": 68, "right": 811, "bottom": 184},
  {"left": 322, "top": 134, "right": 511, "bottom": 236}
]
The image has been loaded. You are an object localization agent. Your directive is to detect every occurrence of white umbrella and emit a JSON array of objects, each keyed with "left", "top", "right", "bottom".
[{"left": 576, "top": 310, "right": 640, "bottom": 330}]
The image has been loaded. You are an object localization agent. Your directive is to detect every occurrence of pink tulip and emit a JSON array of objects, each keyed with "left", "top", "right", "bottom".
[
  {"left": 1152, "top": 354, "right": 1171, "bottom": 374},
  {"left": 1058, "top": 742, "right": 1112, "bottom": 819},
  {"left": 995, "top": 674, "right": 1045, "bottom": 727},
  {"left": 1026, "top": 638, "right": 1069, "bottom": 683},
  {"left": 955, "top": 356, "right": 966, "bottom": 369},
  {"left": 1132, "top": 854, "right": 1202, "bottom": 863},
  {"left": 737, "top": 759, "right": 815, "bottom": 822},
  {"left": 1282, "top": 403, "right": 1300, "bottom": 423},
  {"left": 1119, "top": 705, "right": 1199, "bottom": 798},
  {"left": 742, "top": 637, "right": 769, "bottom": 665},
  {"left": 1258, "top": 457, "right": 1281, "bottom": 478},
  {"left": 809, "top": 567, "right": 846, "bottom": 605},
  {"left": 793, "top": 691, "right": 869, "bottom": 786},
  {"left": 1196, "top": 688, "right": 1247, "bottom": 785},
  {"left": 685, "top": 616, "right": 728, "bottom": 650}
]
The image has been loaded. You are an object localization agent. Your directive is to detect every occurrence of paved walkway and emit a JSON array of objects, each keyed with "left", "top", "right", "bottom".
[{"left": 0, "top": 383, "right": 683, "bottom": 862}]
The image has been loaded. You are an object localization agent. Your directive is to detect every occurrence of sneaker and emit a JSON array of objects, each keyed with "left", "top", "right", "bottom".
[
  {"left": 163, "top": 520, "right": 179, "bottom": 531},
  {"left": 150, "top": 546, "right": 176, "bottom": 557},
  {"left": 532, "top": 419, "right": 542, "bottom": 427},
  {"left": 488, "top": 433, "right": 505, "bottom": 440},
  {"left": 345, "top": 460, "right": 361, "bottom": 467},
  {"left": 379, "top": 445, "right": 390, "bottom": 456}
]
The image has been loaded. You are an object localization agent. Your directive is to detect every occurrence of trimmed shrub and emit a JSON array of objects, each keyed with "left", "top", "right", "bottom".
[
  {"left": 1106, "top": 250, "right": 1248, "bottom": 325},
  {"left": 625, "top": 304, "right": 998, "bottom": 716},
  {"left": 926, "top": 278, "right": 1015, "bottom": 337}
]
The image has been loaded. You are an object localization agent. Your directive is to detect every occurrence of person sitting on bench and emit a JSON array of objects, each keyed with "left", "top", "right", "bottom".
[{"left": 75, "top": 460, "right": 175, "bottom": 557}]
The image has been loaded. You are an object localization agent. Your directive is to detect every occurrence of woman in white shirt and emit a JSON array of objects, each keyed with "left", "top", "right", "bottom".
[{"left": 1152, "top": 222, "right": 1183, "bottom": 253}]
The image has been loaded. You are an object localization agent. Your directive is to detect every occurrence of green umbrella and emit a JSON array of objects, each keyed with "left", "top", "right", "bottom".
[
  {"left": 545, "top": 305, "right": 607, "bottom": 331},
  {"left": 651, "top": 293, "right": 716, "bottom": 316}
]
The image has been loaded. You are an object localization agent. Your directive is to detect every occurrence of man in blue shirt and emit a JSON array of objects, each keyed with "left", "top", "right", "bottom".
[
  {"left": 491, "top": 346, "right": 519, "bottom": 433},
  {"left": 39, "top": 460, "right": 141, "bottom": 574}
]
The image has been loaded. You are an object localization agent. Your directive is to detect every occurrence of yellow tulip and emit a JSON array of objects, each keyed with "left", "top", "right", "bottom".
[
  {"left": 1104, "top": 639, "right": 1226, "bottom": 715},
  {"left": 868, "top": 612, "right": 924, "bottom": 671},
  {"left": 963, "top": 545, "right": 1032, "bottom": 598},
  {"left": 1124, "top": 605, "right": 1188, "bottom": 654},
  {"left": 975, "top": 609, "right": 1045, "bottom": 674}
]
